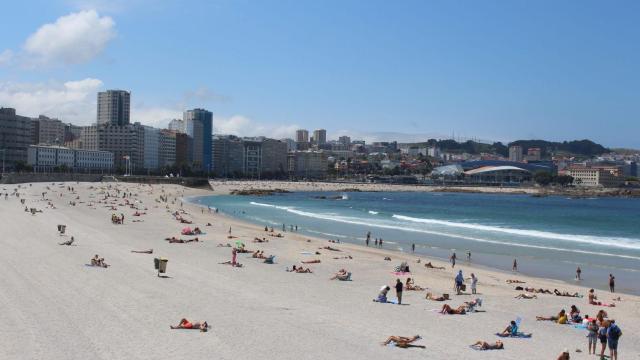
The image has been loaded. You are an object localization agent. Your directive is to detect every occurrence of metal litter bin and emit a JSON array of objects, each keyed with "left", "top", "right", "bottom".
[{"left": 155, "top": 257, "right": 168, "bottom": 276}]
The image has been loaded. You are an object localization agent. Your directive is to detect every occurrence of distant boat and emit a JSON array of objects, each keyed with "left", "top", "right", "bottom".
[{"left": 341, "top": 193, "right": 349, "bottom": 200}]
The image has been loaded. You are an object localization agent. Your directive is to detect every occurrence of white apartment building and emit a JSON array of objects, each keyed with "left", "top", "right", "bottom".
[
  {"left": 28, "top": 145, "right": 113, "bottom": 171},
  {"left": 566, "top": 166, "right": 623, "bottom": 187}
]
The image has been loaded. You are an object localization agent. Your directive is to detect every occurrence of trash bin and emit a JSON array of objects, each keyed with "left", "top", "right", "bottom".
[
  {"left": 154, "top": 258, "right": 160, "bottom": 270},
  {"left": 158, "top": 258, "right": 168, "bottom": 274},
  {"left": 60, "top": 225, "right": 66, "bottom": 235}
]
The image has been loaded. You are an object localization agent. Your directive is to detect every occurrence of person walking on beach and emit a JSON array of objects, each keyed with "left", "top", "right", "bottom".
[
  {"left": 450, "top": 252, "right": 457, "bottom": 268},
  {"left": 512, "top": 259, "right": 518, "bottom": 272},
  {"left": 395, "top": 279, "right": 403, "bottom": 305},
  {"left": 470, "top": 273, "right": 478, "bottom": 294},
  {"left": 412, "top": 243, "right": 415, "bottom": 252},
  {"left": 455, "top": 270, "right": 464, "bottom": 294},
  {"left": 466, "top": 250, "right": 471, "bottom": 261},
  {"left": 609, "top": 274, "right": 615, "bottom": 293},
  {"left": 576, "top": 266, "right": 582, "bottom": 280}
]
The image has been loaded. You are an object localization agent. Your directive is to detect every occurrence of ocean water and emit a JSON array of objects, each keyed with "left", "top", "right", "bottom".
[{"left": 192, "top": 191, "right": 640, "bottom": 294}]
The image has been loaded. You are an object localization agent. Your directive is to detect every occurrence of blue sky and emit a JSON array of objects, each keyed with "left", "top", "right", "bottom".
[{"left": 1, "top": 0, "right": 639, "bottom": 147}]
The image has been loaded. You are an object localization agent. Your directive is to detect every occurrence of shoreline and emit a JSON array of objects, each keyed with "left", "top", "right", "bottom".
[{"left": 196, "top": 181, "right": 640, "bottom": 296}]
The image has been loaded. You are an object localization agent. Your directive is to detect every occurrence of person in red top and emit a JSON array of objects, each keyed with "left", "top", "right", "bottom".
[{"left": 170, "top": 319, "right": 208, "bottom": 331}]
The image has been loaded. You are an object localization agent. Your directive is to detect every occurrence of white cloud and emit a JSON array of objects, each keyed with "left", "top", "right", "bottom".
[
  {"left": 0, "top": 49, "right": 13, "bottom": 66},
  {"left": 22, "top": 10, "right": 115, "bottom": 66},
  {"left": 214, "top": 115, "right": 299, "bottom": 139},
  {"left": 0, "top": 78, "right": 103, "bottom": 124},
  {"left": 131, "top": 107, "right": 182, "bottom": 128}
]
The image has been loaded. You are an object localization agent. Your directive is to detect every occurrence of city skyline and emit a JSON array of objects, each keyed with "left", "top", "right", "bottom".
[{"left": 1, "top": 1, "right": 639, "bottom": 148}]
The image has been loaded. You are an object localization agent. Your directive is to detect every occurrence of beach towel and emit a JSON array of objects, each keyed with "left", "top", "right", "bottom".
[
  {"left": 391, "top": 272, "right": 410, "bottom": 276},
  {"left": 495, "top": 332, "right": 532, "bottom": 338}
]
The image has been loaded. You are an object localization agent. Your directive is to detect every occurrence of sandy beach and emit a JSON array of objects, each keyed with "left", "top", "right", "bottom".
[{"left": 1, "top": 180, "right": 637, "bottom": 359}]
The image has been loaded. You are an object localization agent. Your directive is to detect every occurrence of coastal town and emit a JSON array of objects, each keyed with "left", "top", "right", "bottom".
[{"left": 2, "top": 92, "right": 639, "bottom": 191}]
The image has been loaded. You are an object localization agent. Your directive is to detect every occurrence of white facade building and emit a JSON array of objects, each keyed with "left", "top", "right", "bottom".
[{"left": 27, "top": 145, "right": 113, "bottom": 171}]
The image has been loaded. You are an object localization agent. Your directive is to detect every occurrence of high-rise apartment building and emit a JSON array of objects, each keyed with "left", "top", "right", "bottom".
[
  {"left": 212, "top": 135, "right": 245, "bottom": 177},
  {"left": 184, "top": 108, "right": 213, "bottom": 172},
  {"left": 338, "top": 136, "right": 351, "bottom": 146},
  {"left": 79, "top": 123, "right": 144, "bottom": 171},
  {"left": 142, "top": 125, "right": 160, "bottom": 171},
  {"left": 35, "top": 115, "right": 65, "bottom": 145},
  {"left": 296, "top": 129, "right": 309, "bottom": 143},
  {"left": 159, "top": 129, "right": 177, "bottom": 168},
  {"left": 509, "top": 145, "right": 523, "bottom": 162},
  {"left": 288, "top": 150, "right": 328, "bottom": 179},
  {"left": 313, "top": 129, "right": 327, "bottom": 145},
  {"left": 0, "top": 107, "right": 37, "bottom": 169},
  {"left": 97, "top": 90, "right": 131, "bottom": 126}
]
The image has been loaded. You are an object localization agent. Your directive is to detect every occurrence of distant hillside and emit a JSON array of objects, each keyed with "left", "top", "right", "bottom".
[
  {"left": 410, "top": 138, "right": 609, "bottom": 158},
  {"left": 508, "top": 139, "right": 609, "bottom": 157}
]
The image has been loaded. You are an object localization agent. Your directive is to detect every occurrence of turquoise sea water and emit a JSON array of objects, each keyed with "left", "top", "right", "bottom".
[{"left": 192, "top": 191, "right": 640, "bottom": 294}]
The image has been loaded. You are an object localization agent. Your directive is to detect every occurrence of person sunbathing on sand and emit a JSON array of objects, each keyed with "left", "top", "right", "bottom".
[
  {"left": 322, "top": 246, "right": 340, "bottom": 251},
  {"left": 500, "top": 321, "right": 519, "bottom": 336},
  {"left": 554, "top": 289, "right": 580, "bottom": 297},
  {"left": 506, "top": 279, "right": 525, "bottom": 284},
  {"left": 170, "top": 319, "right": 208, "bottom": 332},
  {"left": 424, "top": 262, "right": 445, "bottom": 270},
  {"left": 425, "top": 292, "right": 448, "bottom": 301},
  {"left": 536, "top": 309, "right": 566, "bottom": 322},
  {"left": 217, "top": 243, "right": 232, "bottom": 247},
  {"left": 515, "top": 294, "right": 537, "bottom": 299},
  {"left": 588, "top": 289, "right": 614, "bottom": 306},
  {"left": 471, "top": 340, "right": 503, "bottom": 350},
  {"left": 525, "top": 287, "right": 552, "bottom": 294},
  {"left": 90, "top": 255, "right": 110, "bottom": 268},
  {"left": 131, "top": 249, "right": 153, "bottom": 254},
  {"left": 440, "top": 304, "right": 466, "bottom": 315},
  {"left": 405, "top": 278, "right": 425, "bottom": 291},
  {"left": 58, "top": 236, "right": 75, "bottom": 246},
  {"left": 381, "top": 335, "right": 425, "bottom": 348},
  {"left": 286, "top": 265, "right": 312, "bottom": 273},
  {"left": 329, "top": 269, "right": 348, "bottom": 280}
]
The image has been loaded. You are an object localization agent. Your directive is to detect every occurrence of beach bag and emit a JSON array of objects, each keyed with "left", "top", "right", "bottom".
[{"left": 460, "top": 284, "right": 466, "bottom": 291}]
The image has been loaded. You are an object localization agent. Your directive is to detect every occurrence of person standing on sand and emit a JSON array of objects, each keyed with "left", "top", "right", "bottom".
[
  {"left": 455, "top": 270, "right": 464, "bottom": 295},
  {"left": 576, "top": 266, "right": 582, "bottom": 280},
  {"left": 470, "top": 273, "right": 478, "bottom": 294},
  {"left": 609, "top": 274, "right": 615, "bottom": 293},
  {"left": 450, "top": 252, "right": 457, "bottom": 268},
  {"left": 395, "top": 279, "right": 403, "bottom": 305},
  {"left": 607, "top": 320, "right": 622, "bottom": 360},
  {"left": 231, "top": 247, "right": 237, "bottom": 266},
  {"left": 512, "top": 259, "right": 518, "bottom": 272}
]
